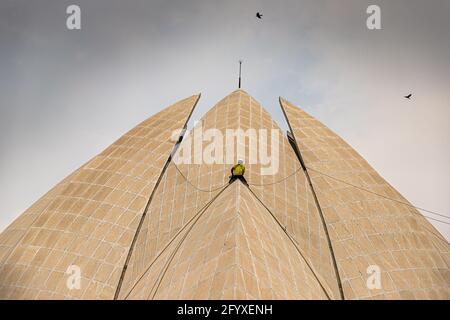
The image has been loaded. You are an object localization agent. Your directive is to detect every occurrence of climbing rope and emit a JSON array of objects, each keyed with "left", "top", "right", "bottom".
[
  {"left": 306, "top": 166, "right": 450, "bottom": 225},
  {"left": 172, "top": 162, "right": 228, "bottom": 192},
  {"left": 123, "top": 183, "right": 231, "bottom": 299},
  {"left": 247, "top": 166, "right": 303, "bottom": 186}
]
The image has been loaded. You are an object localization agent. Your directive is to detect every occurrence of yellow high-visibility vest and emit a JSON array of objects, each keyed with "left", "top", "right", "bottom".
[{"left": 232, "top": 164, "right": 245, "bottom": 176}]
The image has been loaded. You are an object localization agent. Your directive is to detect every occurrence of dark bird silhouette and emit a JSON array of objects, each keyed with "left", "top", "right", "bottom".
[
  {"left": 404, "top": 93, "right": 412, "bottom": 99},
  {"left": 256, "top": 12, "right": 263, "bottom": 19}
]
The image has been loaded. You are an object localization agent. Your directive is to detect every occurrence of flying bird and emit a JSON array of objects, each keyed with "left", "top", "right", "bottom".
[
  {"left": 256, "top": 12, "right": 263, "bottom": 19},
  {"left": 404, "top": 93, "right": 412, "bottom": 99}
]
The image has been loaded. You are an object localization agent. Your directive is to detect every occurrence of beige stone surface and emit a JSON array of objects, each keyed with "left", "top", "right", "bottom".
[
  {"left": 125, "top": 181, "right": 328, "bottom": 299},
  {"left": 118, "top": 90, "right": 340, "bottom": 299},
  {"left": 116, "top": 161, "right": 225, "bottom": 298},
  {"left": 280, "top": 97, "right": 450, "bottom": 299},
  {"left": 0, "top": 95, "right": 200, "bottom": 299}
]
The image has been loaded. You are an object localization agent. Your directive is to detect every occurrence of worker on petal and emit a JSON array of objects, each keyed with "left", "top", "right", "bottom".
[
  {"left": 231, "top": 159, "right": 245, "bottom": 176},
  {"left": 229, "top": 159, "right": 248, "bottom": 184}
]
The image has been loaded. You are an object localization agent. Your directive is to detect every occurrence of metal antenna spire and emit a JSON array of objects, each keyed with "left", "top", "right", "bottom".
[{"left": 238, "top": 60, "right": 242, "bottom": 89}]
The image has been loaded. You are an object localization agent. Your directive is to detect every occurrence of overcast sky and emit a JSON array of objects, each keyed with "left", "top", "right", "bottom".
[{"left": 0, "top": 0, "right": 449, "bottom": 239}]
